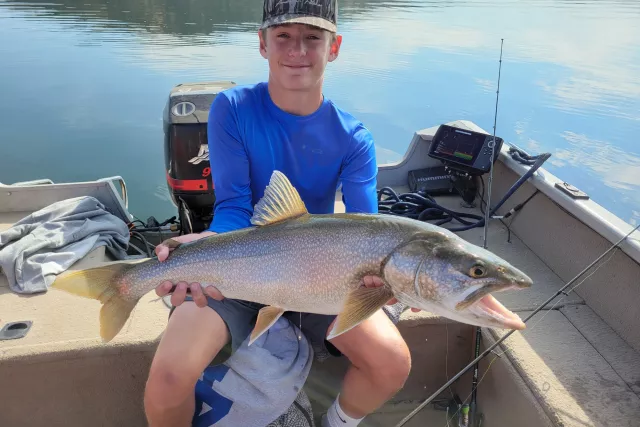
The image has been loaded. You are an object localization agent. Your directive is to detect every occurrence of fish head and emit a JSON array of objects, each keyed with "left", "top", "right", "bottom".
[{"left": 383, "top": 231, "right": 532, "bottom": 330}]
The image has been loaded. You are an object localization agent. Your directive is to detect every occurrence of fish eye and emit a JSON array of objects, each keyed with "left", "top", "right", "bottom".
[{"left": 469, "top": 265, "right": 487, "bottom": 278}]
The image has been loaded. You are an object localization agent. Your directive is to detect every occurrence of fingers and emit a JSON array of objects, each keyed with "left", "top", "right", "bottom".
[
  {"left": 204, "top": 286, "right": 224, "bottom": 301},
  {"left": 170, "top": 281, "right": 188, "bottom": 307},
  {"left": 155, "top": 280, "right": 174, "bottom": 297},
  {"left": 155, "top": 245, "right": 169, "bottom": 262},
  {"left": 156, "top": 279, "right": 222, "bottom": 307},
  {"left": 364, "top": 276, "right": 419, "bottom": 311},
  {"left": 363, "top": 275, "right": 385, "bottom": 288},
  {"left": 384, "top": 296, "right": 422, "bottom": 313},
  {"left": 189, "top": 283, "right": 208, "bottom": 308},
  {"left": 155, "top": 234, "right": 194, "bottom": 262}
]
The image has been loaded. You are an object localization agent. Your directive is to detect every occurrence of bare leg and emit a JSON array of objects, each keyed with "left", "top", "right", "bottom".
[
  {"left": 144, "top": 301, "right": 230, "bottom": 427},
  {"left": 327, "top": 309, "right": 411, "bottom": 420}
]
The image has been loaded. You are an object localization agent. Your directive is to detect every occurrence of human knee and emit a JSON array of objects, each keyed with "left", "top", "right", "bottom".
[
  {"left": 145, "top": 359, "right": 199, "bottom": 406},
  {"left": 144, "top": 303, "right": 231, "bottom": 407},
  {"left": 366, "top": 339, "right": 412, "bottom": 391}
]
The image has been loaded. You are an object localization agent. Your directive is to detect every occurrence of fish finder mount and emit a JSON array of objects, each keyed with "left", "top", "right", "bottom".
[{"left": 428, "top": 124, "right": 504, "bottom": 206}]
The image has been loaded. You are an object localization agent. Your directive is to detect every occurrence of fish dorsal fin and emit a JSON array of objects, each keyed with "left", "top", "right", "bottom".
[{"left": 251, "top": 170, "right": 309, "bottom": 226}]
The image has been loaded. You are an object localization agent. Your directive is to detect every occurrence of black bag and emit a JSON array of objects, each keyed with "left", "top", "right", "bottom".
[{"left": 268, "top": 389, "right": 315, "bottom": 427}]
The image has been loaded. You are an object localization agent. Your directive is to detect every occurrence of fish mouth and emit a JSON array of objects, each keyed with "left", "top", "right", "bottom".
[
  {"left": 471, "top": 294, "right": 526, "bottom": 330},
  {"left": 394, "top": 289, "right": 526, "bottom": 331},
  {"left": 455, "top": 282, "right": 527, "bottom": 330}
]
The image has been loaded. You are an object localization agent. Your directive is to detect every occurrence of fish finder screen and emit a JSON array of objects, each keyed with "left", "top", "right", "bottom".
[{"left": 431, "top": 127, "right": 486, "bottom": 165}]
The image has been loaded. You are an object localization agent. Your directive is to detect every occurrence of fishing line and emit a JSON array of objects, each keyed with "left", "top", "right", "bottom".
[
  {"left": 394, "top": 222, "right": 640, "bottom": 427},
  {"left": 442, "top": 354, "right": 501, "bottom": 426}
]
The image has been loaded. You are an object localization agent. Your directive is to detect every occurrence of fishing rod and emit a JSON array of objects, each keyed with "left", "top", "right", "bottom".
[
  {"left": 451, "top": 37, "right": 506, "bottom": 427},
  {"left": 468, "top": 38, "right": 504, "bottom": 427},
  {"left": 483, "top": 38, "right": 503, "bottom": 251},
  {"left": 394, "top": 222, "right": 640, "bottom": 427}
]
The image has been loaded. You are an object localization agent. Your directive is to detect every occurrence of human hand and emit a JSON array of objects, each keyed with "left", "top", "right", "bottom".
[
  {"left": 362, "top": 275, "right": 421, "bottom": 313},
  {"left": 154, "top": 231, "right": 215, "bottom": 262},
  {"left": 154, "top": 231, "right": 225, "bottom": 307}
]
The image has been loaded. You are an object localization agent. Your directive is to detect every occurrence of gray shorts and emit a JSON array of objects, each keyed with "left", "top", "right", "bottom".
[{"left": 170, "top": 296, "right": 341, "bottom": 364}]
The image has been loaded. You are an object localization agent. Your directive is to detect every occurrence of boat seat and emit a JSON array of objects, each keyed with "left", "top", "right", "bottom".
[
  {"left": 0, "top": 176, "right": 131, "bottom": 225},
  {"left": 481, "top": 304, "right": 640, "bottom": 427}
]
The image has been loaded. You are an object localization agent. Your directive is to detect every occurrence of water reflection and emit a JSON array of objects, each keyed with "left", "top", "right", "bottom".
[
  {"left": 553, "top": 132, "right": 640, "bottom": 192},
  {"left": 0, "top": 0, "right": 639, "bottom": 225},
  {"left": 0, "top": 0, "right": 426, "bottom": 36}
]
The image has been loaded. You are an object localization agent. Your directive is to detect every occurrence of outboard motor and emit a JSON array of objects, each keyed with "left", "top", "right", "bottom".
[{"left": 163, "top": 81, "right": 237, "bottom": 233}]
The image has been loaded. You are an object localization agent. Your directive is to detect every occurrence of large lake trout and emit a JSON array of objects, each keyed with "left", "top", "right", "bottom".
[{"left": 52, "top": 170, "right": 532, "bottom": 343}]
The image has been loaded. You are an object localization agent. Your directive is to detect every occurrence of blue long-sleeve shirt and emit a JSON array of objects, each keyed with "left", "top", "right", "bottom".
[{"left": 206, "top": 82, "right": 378, "bottom": 234}]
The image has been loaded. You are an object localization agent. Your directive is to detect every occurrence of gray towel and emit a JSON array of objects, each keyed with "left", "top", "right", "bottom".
[
  {"left": 193, "top": 316, "right": 314, "bottom": 427},
  {"left": 0, "top": 196, "right": 130, "bottom": 294}
]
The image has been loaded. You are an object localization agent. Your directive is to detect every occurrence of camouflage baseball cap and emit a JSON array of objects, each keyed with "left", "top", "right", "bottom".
[{"left": 260, "top": 0, "right": 338, "bottom": 33}]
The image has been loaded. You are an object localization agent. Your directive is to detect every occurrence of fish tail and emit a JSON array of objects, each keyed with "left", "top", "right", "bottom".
[{"left": 51, "top": 261, "right": 141, "bottom": 342}]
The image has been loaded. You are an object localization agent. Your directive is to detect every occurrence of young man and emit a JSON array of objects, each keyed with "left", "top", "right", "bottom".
[{"left": 144, "top": 1, "right": 414, "bottom": 426}]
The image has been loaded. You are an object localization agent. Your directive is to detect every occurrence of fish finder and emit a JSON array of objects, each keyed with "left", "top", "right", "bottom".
[{"left": 428, "top": 124, "right": 504, "bottom": 176}]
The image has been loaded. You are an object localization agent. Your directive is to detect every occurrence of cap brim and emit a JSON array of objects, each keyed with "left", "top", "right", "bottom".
[{"left": 260, "top": 14, "right": 337, "bottom": 32}]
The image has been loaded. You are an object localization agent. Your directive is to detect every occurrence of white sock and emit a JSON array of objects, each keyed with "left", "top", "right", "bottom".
[{"left": 323, "top": 395, "right": 364, "bottom": 427}]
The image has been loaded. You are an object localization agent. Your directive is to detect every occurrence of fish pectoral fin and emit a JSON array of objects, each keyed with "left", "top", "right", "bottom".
[
  {"left": 249, "top": 305, "right": 286, "bottom": 346},
  {"left": 250, "top": 170, "right": 309, "bottom": 226},
  {"left": 327, "top": 285, "right": 395, "bottom": 341}
]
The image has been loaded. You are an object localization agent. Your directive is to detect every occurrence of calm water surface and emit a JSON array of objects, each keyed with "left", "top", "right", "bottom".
[{"left": 1, "top": 0, "right": 638, "bottom": 226}]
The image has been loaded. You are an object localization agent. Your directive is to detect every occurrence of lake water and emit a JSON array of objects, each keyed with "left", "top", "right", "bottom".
[{"left": 1, "top": 0, "right": 638, "bottom": 226}]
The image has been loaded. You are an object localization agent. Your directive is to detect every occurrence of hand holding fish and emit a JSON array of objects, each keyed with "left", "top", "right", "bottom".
[
  {"left": 362, "top": 275, "right": 421, "bottom": 312},
  {"left": 154, "top": 232, "right": 224, "bottom": 307}
]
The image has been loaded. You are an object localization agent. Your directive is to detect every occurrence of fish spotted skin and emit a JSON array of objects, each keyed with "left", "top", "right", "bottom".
[{"left": 116, "top": 213, "right": 437, "bottom": 313}]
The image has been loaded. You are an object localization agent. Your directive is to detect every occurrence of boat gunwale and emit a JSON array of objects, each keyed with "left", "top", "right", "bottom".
[
  {"left": 376, "top": 121, "right": 640, "bottom": 266},
  {"left": 495, "top": 145, "right": 640, "bottom": 265}
]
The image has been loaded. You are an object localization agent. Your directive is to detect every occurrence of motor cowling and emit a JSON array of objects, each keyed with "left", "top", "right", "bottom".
[{"left": 163, "top": 81, "right": 237, "bottom": 233}]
